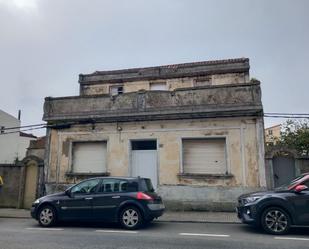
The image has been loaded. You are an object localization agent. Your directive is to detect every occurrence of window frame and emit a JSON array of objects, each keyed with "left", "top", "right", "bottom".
[
  {"left": 68, "top": 139, "right": 109, "bottom": 176},
  {"left": 97, "top": 178, "right": 139, "bottom": 194},
  {"left": 109, "top": 85, "right": 124, "bottom": 96},
  {"left": 180, "top": 136, "right": 230, "bottom": 176},
  {"left": 70, "top": 178, "right": 102, "bottom": 196},
  {"left": 149, "top": 82, "right": 167, "bottom": 91}
]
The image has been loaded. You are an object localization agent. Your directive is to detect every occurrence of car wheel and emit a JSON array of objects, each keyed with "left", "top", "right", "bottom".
[
  {"left": 120, "top": 206, "right": 143, "bottom": 230},
  {"left": 261, "top": 207, "right": 291, "bottom": 235},
  {"left": 38, "top": 205, "right": 57, "bottom": 227}
]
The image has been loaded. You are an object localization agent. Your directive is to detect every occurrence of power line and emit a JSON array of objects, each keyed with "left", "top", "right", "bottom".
[
  {"left": 264, "top": 113, "right": 309, "bottom": 118},
  {"left": 265, "top": 112, "right": 309, "bottom": 116},
  {"left": 0, "top": 123, "right": 46, "bottom": 131},
  {"left": 0, "top": 126, "right": 47, "bottom": 135},
  {"left": 1, "top": 113, "right": 309, "bottom": 136}
]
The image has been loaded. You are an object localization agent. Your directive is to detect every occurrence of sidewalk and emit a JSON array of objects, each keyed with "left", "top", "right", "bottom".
[
  {"left": 0, "top": 208, "right": 30, "bottom": 219},
  {"left": 160, "top": 211, "right": 239, "bottom": 223},
  {"left": 0, "top": 208, "right": 239, "bottom": 223}
]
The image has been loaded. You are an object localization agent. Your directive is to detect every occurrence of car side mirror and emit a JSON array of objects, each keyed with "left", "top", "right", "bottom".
[
  {"left": 294, "top": 185, "right": 308, "bottom": 193},
  {"left": 65, "top": 189, "right": 72, "bottom": 197}
]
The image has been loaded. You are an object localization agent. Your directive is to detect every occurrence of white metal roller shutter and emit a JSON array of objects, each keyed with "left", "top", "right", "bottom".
[
  {"left": 183, "top": 138, "right": 226, "bottom": 174},
  {"left": 73, "top": 142, "right": 107, "bottom": 173}
]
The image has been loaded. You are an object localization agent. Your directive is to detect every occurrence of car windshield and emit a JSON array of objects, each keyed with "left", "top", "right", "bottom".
[{"left": 275, "top": 175, "right": 305, "bottom": 191}]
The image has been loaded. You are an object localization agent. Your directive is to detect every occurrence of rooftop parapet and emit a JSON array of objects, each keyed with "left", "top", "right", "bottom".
[{"left": 43, "top": 82, "right": 262, "bottom": 123}]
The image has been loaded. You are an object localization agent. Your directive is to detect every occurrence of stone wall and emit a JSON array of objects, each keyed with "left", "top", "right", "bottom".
[{"left": 0, "top": 165, "right": 23, "bottom": 208}]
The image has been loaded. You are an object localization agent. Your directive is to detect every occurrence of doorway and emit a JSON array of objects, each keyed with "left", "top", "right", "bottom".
[
  {"left": 130, "top": 140, "right": 158, "bottom": 189},
  {"left": 273, "top": 155, "right": 295, "bottom": 188}
]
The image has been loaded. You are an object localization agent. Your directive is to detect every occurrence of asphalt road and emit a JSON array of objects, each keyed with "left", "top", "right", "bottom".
[{"left": 0, "top": 218, "right": 308, "bottom": 249}]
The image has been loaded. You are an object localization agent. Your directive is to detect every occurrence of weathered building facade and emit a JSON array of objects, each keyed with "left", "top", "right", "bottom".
[{"left": 43, "top": 58, "right": 266, "bottom": 211}]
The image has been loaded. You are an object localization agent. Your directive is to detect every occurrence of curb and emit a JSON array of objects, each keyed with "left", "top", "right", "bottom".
[
  {"left": 0, "top": 216, "right": 240, "bottom": 224},
  {"left": 156, "top": 220, "right": 240, "bottom": 224},
  {"left": 0, "top": 216, "right": 31, "bottom": 219}
]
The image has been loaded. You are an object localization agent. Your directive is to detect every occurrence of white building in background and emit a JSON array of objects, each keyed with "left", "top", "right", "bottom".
[{"left": 0, "top": 110, "right": 36, "bottom": 164}]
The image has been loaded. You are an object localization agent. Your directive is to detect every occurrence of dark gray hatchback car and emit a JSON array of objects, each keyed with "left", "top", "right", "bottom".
[{"left": 31, "top": 177, "right": 164, "bottom": 229}]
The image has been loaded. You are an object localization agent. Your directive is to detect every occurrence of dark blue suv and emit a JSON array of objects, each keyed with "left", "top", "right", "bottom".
[
  {"left": 237, "top": 173, "right": 309, "bottom": 234},
  {"left": 31, "top": 177, "right": 165, "bottom": 229}
]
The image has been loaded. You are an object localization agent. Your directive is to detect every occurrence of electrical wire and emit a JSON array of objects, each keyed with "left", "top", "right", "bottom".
[
  {"left": 1, "top": 113, "right": 309, "bottom": 136},
  {"left": 0, "top": 123, "right": 46, "bottom": 131}
]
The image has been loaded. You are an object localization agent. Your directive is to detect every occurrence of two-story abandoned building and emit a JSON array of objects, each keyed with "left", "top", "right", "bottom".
[{"left": 43, "top": 58, "right": 266, "bottom": 211}]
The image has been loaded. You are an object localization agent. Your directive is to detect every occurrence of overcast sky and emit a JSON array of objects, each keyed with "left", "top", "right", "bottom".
[{"left": 0, "top": 0, "right": 308, "bottom": 136}]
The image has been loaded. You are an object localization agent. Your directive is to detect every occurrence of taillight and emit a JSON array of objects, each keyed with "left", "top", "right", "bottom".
[{"left": 136, "top": 192, "right": 153, "bottom": 200}]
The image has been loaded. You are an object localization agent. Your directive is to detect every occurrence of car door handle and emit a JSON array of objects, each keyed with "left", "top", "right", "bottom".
[
  {"left": 85, "top": 197, "right": 93, "bottom": 200},
  {"left": 112, "top": 196, "right": 120, "bottom": 199}
]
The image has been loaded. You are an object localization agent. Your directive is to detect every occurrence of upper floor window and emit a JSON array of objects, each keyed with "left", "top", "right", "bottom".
[
  {"left": 150, "top": 82, "right": 167, "bottom": 91},
  {"left": 194, "top": 76, "right": 211, "bottom": 87},
  {"left": 110, "top": 85, "right": 124, "bottom": 96}
]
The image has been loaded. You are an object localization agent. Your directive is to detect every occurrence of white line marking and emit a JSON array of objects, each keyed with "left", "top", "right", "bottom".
[
  {"left": 179, "top": 233, "right": 230, "bottom": 238},
  {"left": 95, "top": 230, "right": 138, "bottom": 234},
  {"left": 26, "top": 228, "right": 64, "bottom": 231},
  {"left": 274, "top": 237, "right": 309, "bottom": 241}
]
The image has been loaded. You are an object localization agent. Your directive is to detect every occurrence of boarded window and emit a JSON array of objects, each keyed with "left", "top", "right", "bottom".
[
  {"left": 110, "top": 85, "right": 124, "bottom": 96},
  {"left": 150, "top": 82, "right": 167, "bottom": 91},
  {"left": 194, "top": 76, "right": 211, "bottom": 87},
  {"left": 72, "top": 142, "right": 107, "bottom": 173},
  {"left": 182, "top": 138, "right": 227, "bottom": 174}
]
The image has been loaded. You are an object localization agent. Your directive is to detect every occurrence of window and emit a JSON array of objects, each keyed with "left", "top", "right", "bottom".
[
  {"left": 150, "top": 82, "right": 167, "bottom": 91},
  {"left": 182, "top": 138, "right": 227, "bottom": 175},
  {"left": 110, "top": 85, "right": 124, "bottom": 96},
  {"left": 72, "top": 141, "right": 107, "bottom": 173},
  {"left": 131, "top": 140, "right": 157, "bottom": 150},
  {"left": 194, "top": 76, "right": 211, "bottom": 87},
  {"left": 71, "top": 179, "right": 101, "bottom": 195},
  {"left": 268, "top": 130, "right": 273, "bottom": 135},
  {"left": 98, "top": 179, "right": 138, "bottom": 193}
]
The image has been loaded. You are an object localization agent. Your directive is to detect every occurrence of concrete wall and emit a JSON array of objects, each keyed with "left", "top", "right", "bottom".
[
  {"left": 297, "top": 158, "right": 309, "bottom": 173},
  {"left": 0, "top": 165, "right": 23, "bottom": 208},
  {"left": 45, "top": 117, "right": 265, "bottom": 210},
  {"left": 44, "top": 83, "right": 262, "bottom": 123}
]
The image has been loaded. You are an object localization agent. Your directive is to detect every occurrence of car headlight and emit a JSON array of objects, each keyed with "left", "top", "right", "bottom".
[
  {"left": 33, "top": 199, "right": 41, "bottom": 204},
  {"left": 244, "top": 196, "right": 261, "bottom": 204}
]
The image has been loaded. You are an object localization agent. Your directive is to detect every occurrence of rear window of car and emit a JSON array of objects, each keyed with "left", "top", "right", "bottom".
[{"left": 140, "top": 178, "right": 154, "bottom": 192}]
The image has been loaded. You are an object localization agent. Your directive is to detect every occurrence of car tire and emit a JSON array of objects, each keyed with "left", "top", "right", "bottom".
[
  {"left": 261, "top": 207, "right": 291, "bottom": 235},
  {"left": 38, "top": 205, "right": 57, "bottom": 227},
  {"left": 119, "top": 206, "right": 143, "bottom": 230}
]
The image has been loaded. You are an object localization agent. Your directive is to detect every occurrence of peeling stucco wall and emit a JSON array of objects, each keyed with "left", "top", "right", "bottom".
[{"left": 45, "top": 118, "right": 265, "bottom": 210}]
